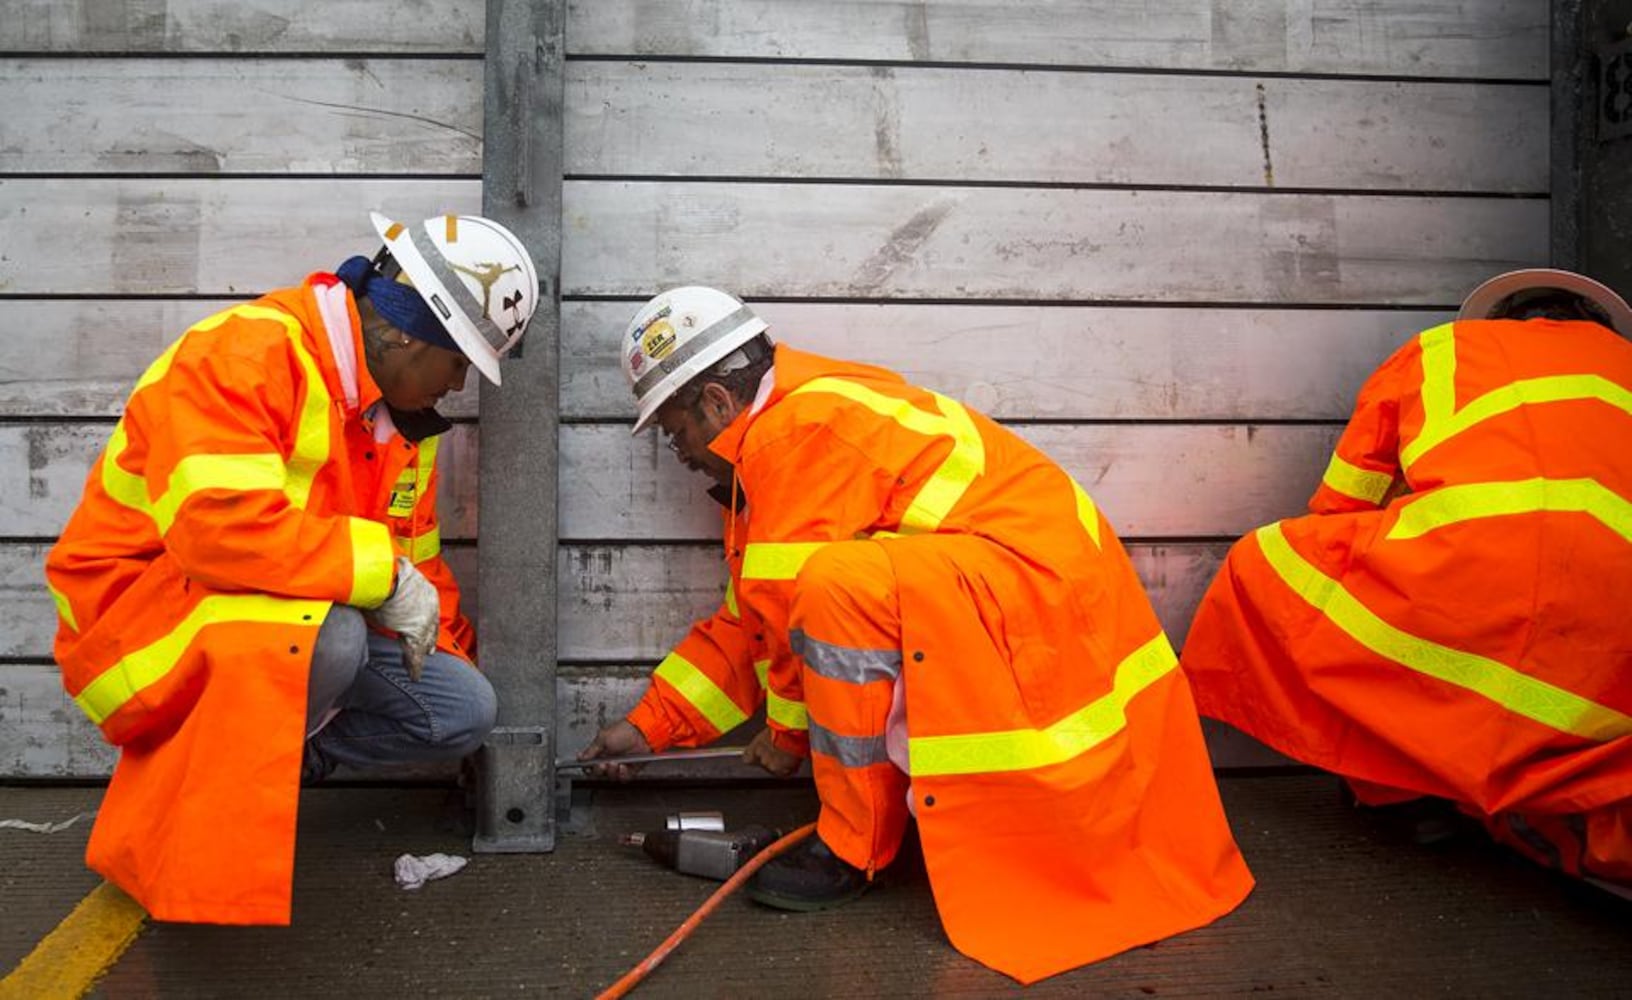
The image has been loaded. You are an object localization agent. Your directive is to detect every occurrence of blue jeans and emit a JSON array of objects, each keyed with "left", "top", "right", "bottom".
[{"left": 302, "top": 606, "right": 497, "bottom": 783}]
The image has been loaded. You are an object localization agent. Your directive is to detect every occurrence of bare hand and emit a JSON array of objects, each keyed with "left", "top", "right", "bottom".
[
  {"left": 579, "top": 720, "right": 652, "bottom": 781},
  {"left": 743, "top": 727, "right": 802, "bottom": 778}
]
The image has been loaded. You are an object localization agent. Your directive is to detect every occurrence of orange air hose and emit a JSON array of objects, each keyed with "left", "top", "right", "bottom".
[{"left": 594, "top": 822, "right": 817, "bottom": 999}]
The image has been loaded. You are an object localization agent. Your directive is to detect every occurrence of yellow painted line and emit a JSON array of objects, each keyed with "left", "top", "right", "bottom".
[{"left": 0, "top": 881, "right": 146, "bottom": 1000}]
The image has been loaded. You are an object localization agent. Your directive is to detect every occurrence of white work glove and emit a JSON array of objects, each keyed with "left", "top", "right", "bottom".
[{"left": 367, "top": 556, "right": 439, "bottom": 681}]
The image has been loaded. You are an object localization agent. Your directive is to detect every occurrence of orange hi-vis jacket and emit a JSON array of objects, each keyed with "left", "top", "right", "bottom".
[
  {"left": 627, "top": 346, "right": 1253, "bottom": 982},
  {"left": 1182, "top": 317, "right": 1632, "bottom": 883},
  {"left": 43, "top": 274, "right": 472, "bottom": 924}
]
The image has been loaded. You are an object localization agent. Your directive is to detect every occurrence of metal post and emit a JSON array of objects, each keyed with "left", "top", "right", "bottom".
[
  {"left": 473, "top": 0, "right": 564, "bottom": 853},
  {"left": 1551, "top": 0, "right": 1585, "bottom": 270}
]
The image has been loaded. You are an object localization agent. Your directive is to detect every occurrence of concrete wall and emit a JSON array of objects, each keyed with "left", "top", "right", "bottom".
[{"left": 0, "top": 0, "right": 1551, "bottom": 776}]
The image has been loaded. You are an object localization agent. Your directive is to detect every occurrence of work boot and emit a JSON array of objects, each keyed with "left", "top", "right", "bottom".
[
  {"left": 1340, "top": 781, "right": 1472, "bottom": 847},
  {"left": 748, "top": 835, "right": 870, "bottom": 911}
]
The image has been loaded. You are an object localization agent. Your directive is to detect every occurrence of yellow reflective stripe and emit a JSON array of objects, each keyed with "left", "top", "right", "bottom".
[
  {"left": 654, "top": 651, "right": 749, "bottom": 734},
  {"left": 74, "top": 594, "right": 328, "bottom": 725},
  {"left": 395, "top": 525, "right": 442, "bottom": 564},
  {"left": 1404, "top": 323, "right": 1632, "bottom": 468},
  {"left": 901, "top": 395, "right": 984, "bottom": 532},
  {"left": 350, "top": 518, "right": 396, "bottom": 608},
  {"left": 742, "top": 541, "right": 826, "bottom": 581},
  {"left": 416, "top": 435, "right": 440, "bottom": 485},
  {"left": 1321, "top": 453, "right": 1395, "bottom": 505},
  {"left": 283, "top": 329, "right": 331, "bottom": 510},
  {"left": 724, "top": 578, "right": 739, "bottom": 618},
  {"left": 1416, "top": 323, "right": 1458, "bottom": 425},
  {"left": 767, "top": 690, "right": 809, "bottom": 731},
  {"left": 154, "top": 453, "right": 286, "bottom": 534},
  {"left": 1070, "top": 478, "right": 1102, "bottom": 548},
  {"left": 1406, "top": 374, "right": 1632, "bottom": 468},
  {"left": 753, "top": 659, "right": 809, "bottom": 731},
  {"left": 1388, "top": 478, "right": 1632, "bottom": 543},
  {"left": 1257, "top": 521, "right": 1632, "bottom": 742},
  {"left": 792, "top": 378, "right": 986, "bottom": 534},
  {"left": 100, "top": 339, "right": 189, "bottom": 517},
  {"left": 909, "top": 633, "right": 1178, "bottom": 777},
  {"left": 99, "top": 304, "right": 333, "bottom": 527},
  {"left": 48, "top": 581, "right": 79, "bottom": 633}
]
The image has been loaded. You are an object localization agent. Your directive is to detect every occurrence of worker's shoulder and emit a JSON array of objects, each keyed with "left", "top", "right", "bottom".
[{"left": 172, "top": 288, "right": 319, "bottom": 366}]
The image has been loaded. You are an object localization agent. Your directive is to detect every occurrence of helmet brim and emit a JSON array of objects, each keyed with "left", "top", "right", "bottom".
[
  {"left": 1458, "top": 268, "right": 1632, "bottom": 336},
  {"left": 629, "top": 316, "right": 768, "bottom": 434},
  {"left": 370, "top": 212, "right": 505, "bottom": 386}
]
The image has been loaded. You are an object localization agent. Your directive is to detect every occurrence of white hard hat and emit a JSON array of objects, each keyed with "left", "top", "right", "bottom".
[
  {"left": 1459, "top": 268, "right": 1632, "bottom": 336},
  {"left": 621, "top": 286, "right": 768, "bottom": 434},
  {"left": 370, "top": 212, "right": 539, "bottom": 385}
]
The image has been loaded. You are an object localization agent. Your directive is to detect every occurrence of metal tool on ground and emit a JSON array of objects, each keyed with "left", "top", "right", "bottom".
[
  {"left": 554, "top": 748, "right": 751, "bottom": 830},
  {"left": 665, "top": 811, "right": 725, "bottom": 832},
  {"left": 621, "top": 822, "right": 783, "bottom": 881},
  {"left": 595, "top": 822, "right": 817, "bottom": 1000},
  {"left": 553, "top": 746, "right": 750, "bottom": 771}
]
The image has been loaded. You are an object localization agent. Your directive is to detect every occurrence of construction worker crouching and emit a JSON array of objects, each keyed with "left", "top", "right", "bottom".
[
  {"left": 44, "top": 212, "right": 539, "bottom": 925},
  {"left": 1180, "top": 269, "right": 1632, "bottom": 895},
  {"left": 582, "top": 286, "right": 1255, "bottom": 983}
]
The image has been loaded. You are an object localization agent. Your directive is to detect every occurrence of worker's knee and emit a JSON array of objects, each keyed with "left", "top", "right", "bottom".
[
  {"left": 792, "top": 541, "right": 898, "bottom": 631},
  {"left": 430, "top": 660, "right": 497, "bottom": 758},
  {"left": 307, "top": 605, "right": 367, "bottom": 730}
]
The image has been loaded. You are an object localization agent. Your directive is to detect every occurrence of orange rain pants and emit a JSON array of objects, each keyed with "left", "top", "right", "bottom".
[{"left": 789, "top": 533, "right": 1253, "bottom": 984}]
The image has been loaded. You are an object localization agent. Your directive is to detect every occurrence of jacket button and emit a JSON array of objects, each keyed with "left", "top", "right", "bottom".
[
  {"left": 912, "top": 651, "right": 924, "bottom": 662},
  {"left": 924, "top": 795, "right": 936, "bottom": 807},
  {"left": 288, "top": 645, "right": 300, "bottom": 654}
]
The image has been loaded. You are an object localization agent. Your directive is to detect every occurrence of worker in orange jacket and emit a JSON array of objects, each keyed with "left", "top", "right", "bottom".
[
  {"left": 1181, "top": 269, "right": 1632, "bottom": 894},
  {"left": 583, "top": 286, "right": 1254, "bottom": 983},
  {"left": 43, "top": 212, "right": 540, "bottom": 924}
]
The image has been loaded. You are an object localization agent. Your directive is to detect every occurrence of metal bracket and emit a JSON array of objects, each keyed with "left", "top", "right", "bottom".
[{"left": 472, "top": 726, "right": 555, "bottom": 853}]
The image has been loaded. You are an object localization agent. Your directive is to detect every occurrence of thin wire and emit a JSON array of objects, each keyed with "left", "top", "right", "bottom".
[{"left": 594, "top": 822, "right": 817, "bottom": 999}]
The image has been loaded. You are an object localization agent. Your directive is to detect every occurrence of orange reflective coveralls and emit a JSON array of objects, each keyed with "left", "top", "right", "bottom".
[
  {"left": 1182, "top": 318, "right": 1632, "bottom": 884},
  {"left": 626, "top": 346, "right": 1253, "bottom": 982},
  {"left": 44, "top": 274, "right": 472, "bottom": 924}
]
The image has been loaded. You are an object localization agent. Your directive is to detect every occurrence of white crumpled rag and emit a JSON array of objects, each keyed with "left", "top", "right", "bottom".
[{"left": 393, "top": 852, "right": 468, "bottom": 890}]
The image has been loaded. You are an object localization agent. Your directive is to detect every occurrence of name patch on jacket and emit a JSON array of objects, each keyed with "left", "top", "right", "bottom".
[{"left": 388, "top": 469, "right": 418, "bottom": 516}]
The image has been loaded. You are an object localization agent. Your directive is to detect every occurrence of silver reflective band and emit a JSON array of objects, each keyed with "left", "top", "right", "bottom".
[
  {"left": 632, "top": 304, "right": 757, "bottom": 398},
  {"left": 809, "top": 723, "right": 891, "bottom": 767},
  {"left": 408, "top": 225, "right": 510, "bottom": 352},
  {"left": 791, "top": 629, "right": 902, "bottom": 684}
]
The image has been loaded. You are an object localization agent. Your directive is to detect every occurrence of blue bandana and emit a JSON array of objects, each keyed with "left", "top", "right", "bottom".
[{"left": 335, "top": 255, "right": 461, "bottom": 354}]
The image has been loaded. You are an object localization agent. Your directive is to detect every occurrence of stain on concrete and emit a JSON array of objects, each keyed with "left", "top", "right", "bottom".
[
  {"left": 869, "top": 67, "right": 904, "bottom": 179},
  {"left": 1256, "top": 83, "right": 1275, "bottom": 187},
  {"left": 850, "top": 198, "right": 957, "bottom": 293},
  {"left": 903, "top": 1, "right": 932, "bottom": 62}
]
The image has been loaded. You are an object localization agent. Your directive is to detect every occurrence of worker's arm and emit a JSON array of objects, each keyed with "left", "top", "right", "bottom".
[
  {"left": 139, "top": 327, "right": 396, "bottom": 608},
  {"left": 735, "top": 420, "right": 900, "bottom": 760},
  {"left": 1308, "top": 339, "right": 1415, "bottom": 515},
  {"left": 622, "top": 583, "right": 765, "bottom": 753}
]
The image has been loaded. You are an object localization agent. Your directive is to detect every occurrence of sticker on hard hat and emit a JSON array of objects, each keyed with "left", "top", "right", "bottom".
[
  {"left": 641, "top": 320, "right": 678, "bottom": 361},
  {"left": 633, "top": 304, "right": 671, "bottom": 342},
  {"left": 628, "top": 347, "right": 647, "bottom": 377}
]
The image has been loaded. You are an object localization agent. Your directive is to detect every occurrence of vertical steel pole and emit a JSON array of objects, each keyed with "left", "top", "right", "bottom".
[
  {"left": 1551, "top": 0, "right": 1585, "bottom": 270},
  {"left": 473, "top": 0, "right": 563, "bottom": 853}
]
